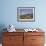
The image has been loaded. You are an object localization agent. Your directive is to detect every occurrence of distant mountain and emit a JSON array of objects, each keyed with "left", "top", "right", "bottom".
[{"left": 20, "top": 14, "right": 33, "bottom": 19}]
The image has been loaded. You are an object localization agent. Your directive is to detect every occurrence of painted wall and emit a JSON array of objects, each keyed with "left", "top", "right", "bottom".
[{"left": 0, "top": 0, "right": 46, "bottom": 31}]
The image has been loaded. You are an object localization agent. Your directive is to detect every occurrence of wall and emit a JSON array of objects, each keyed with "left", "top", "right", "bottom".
[
  {"left": 0, "top": 0, "right": 46, "bottom": 29},
  {"left": 0, "top": 0, "right": 46, "bottom": 30}
]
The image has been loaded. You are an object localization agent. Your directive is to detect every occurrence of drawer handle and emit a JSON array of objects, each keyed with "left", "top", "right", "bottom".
[
  {"left": 9, "top": 38, "right": 13, "bottom": 40},
  {"left": 32, "top": 39, "right": 36, "bottom": 40},
  {"left": 9, "top": 38, "right": 12, "bottom": 40}
]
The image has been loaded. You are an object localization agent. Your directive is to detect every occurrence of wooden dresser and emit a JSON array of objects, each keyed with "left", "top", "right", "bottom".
[{"left": 2, "top": 31, "right": 45, "bottom": 46}]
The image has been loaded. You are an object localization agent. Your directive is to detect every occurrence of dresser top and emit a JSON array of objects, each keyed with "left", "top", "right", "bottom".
[{"left": 16, "top": 29, "right": 44, "bottom": 32}]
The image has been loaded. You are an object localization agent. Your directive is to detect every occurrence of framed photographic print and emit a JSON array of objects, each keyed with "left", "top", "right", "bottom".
[{"left": 17, "top": 7, "right": 35, "bottom": 22}]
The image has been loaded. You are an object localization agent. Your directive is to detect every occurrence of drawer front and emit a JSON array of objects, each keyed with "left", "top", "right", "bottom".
[
  {"left": 32, "top": 36, "right": 45, "bottom": 44},
  {"left": 24, "top": 36, "right": 32, "bottom": 46},
  {"left": 3, "top": 43, "right": 23, "bottom": 46},
  {"left": 3, "top": 32, "right": 23, "bottom": 36},
  {"left": 24, "top": 32, "right": 44, "bottom": 36},
  {"left": 32, "top": 44, "right": 44, "bottom": 46},
  {"left": 3, "top": 36, "right": 23, "bottom": 44},
  {"left": 3, "top": 43, "right": 15, "bottom": 46},
  {"left": 3, "top": 32, "right": 24, "bottom": 46},
  {"left": 24, "top": 32, "right": 45, "bottom": 46},
  {"left": 3, "top": 36, "right": 9, "bottom": 44}
]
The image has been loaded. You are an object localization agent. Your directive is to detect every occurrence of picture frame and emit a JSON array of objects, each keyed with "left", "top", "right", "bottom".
[{"left": 17, "top": 7, "right": 35, "bottom": 22}]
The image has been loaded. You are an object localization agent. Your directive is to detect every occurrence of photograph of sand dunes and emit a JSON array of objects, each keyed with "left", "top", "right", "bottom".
[{"left": 17, "top": 7, "right": 35, "bottom": 22}]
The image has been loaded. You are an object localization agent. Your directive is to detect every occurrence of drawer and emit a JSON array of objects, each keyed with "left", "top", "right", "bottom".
[
  {"left": 3, "top": 32, "right": 23, "bottom": 36},
  {"left": 3, "top": 36, "right": 23, "bottom": 46},
  {"left": 24, "top": 35, "right": 44, "bottom": 44},
  {"left": 3, "top": 36, "right": 23, "bottom": 42},
  {"left": 31, "top": 44, "right": 44, "bottom": 46},
  {"left": 3, "top": 36, "right": 23, "bottom": 44},
  {"left": 24, "top": 36, "right": 32, "bottom": 45},
  {"left": 24, "top": 32, "right": 44, "bottom": 36},
  {"left": 32, "top": 36, "right": 45, "bottom": 44},
  {"left": 3, "top": 44, "right": 15, "bottom": 46},
  {"left": 3, "top": 43, "right": 23, "bottom": 46}
]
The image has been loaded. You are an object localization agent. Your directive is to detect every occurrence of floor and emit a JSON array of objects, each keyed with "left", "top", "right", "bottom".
[{"left": 0, "top": 44, "right": 2, "bottom": 46}]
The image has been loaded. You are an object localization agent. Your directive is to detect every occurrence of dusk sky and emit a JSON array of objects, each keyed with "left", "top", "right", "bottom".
[{"left": 19, "top": 8, "right": 33, "bottom": 15}]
